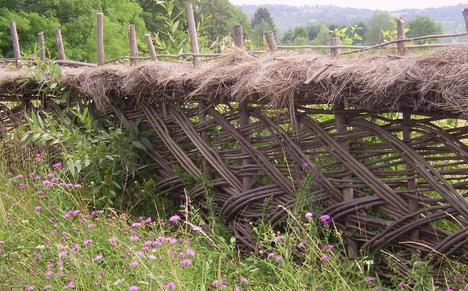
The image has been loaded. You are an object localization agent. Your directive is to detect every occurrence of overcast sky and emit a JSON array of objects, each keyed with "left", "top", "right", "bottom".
[{"left": 230, "top": 0, "right": 466, "bottom": 11}]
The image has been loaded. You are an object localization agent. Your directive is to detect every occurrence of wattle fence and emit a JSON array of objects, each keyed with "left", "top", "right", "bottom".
[{"left": 1, "top": 3, "right": 468, "bottom": 283}]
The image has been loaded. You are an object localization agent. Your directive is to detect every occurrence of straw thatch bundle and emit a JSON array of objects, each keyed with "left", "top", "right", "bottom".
[{"left": 1, "top": 45, "right": 467, "bottom": 116}]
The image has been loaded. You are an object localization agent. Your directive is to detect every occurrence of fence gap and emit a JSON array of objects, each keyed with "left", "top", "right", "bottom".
[
  {"left": 145, "top": 34, "right": 158, "bottom": 62},
  {"left": 55, "top": 28, "right": 66, "bottom": 61},
  {"left": 128, "top": 24, "right": 138, "bottom": 65},
  {"left": 184, "top": 2, "right": 201, "bottom": 67},
  {"left": 38, "top": 32, "right": 46, "bottom": 61},
  {"left": 396, "top": 17, "right": 407, "bottom": 56},
  {"left": 10, "top": 21, "right": 21, "bottom": 68},
  {"left": 96, "top": 13, "right": 105, "bottom": 66},
  {"left": 265, "top": 31, "right": 277, "bottom": 52}
]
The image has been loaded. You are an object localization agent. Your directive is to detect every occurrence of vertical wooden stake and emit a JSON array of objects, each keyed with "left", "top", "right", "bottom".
[
  {"left": 145, "top": 34, "right": 158, "bottom": 62},
  {"left": 332, "top": 38, "right": 357, "bottom": 257},
  {"left": 38, "top": 32, "right": 46, "bottom": 61},
  {"left": 184, "top": 2, "right": 200, "bottom": 67},
  {"left": 463, "top": 8, "right": 468, "bottom": 32},
  {"left": 10, "top": 21, "right": 21, "bottom": 68},
  {"left": 233, "top": 25, "right": 244, "bottom": 49},
  {"left": 265, "top": 31, "right": 277, "bottom": 52},
  {"left": 330, "top": 37, "right": 340, "bottom": 59},
  {"left": 396, "top": 17, "right": 407, "bottom": 56},
  {"left": 402, "top": 109, "right": 419, "bottom": 240},
  {"left": 96, "top": 13, "right": 105, "bottom": 66},
  {"left": 128, "top": 24, "right": 138, "bottom": 65},
  {"left": 54, "top": 28, "right": 66, "bottom": 60},
  {"left": 239, "top": 101, "right": 252, "bottom": 191}
]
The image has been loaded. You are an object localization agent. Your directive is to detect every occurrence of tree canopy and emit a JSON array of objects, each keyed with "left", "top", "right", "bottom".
[
  {"left": 407, "top": 16, "right": 443, "bottom": 43},
  {"left": 251, "top": 7, "right": 276, "bottom": 46},
  {"left": 365, "top": 11, "right": 394, "bottom": 44}
]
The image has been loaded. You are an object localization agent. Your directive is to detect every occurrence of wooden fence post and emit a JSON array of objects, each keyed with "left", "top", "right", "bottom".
[
  {"left": 96, "top": 13, "right": 105, "bottom": 66},
  {"left": 233, "top": 25, "right": 243, "bottom": 49},
  {"left": 10, "top": 21, "right": 21, "bottom": 68},
  {"left": 396, "top": 17, "right": 407, "bottom": 56},
  {"left": 184, "top": 2, "right": 201, "bottom": 67},
  {"left": 128, "top": 24, "right": 138, "bottom": 65},
  {"left": 462, "top": 8, "right": 468, "bottom": 32},
  {"left": 330, "top": 37, "right": 340, "bottom": 58},
  {"left": 265, "top": 31, "right": 277, "bottom": 52},
  {"left": 54, "top": 28, "right": 66, "bottom": 60},
  {"left": 38, "top": 32, "right": 46, "bottom": 61},
  {"left": 145, "top": 34, "right": 158, "bottom": 62},
  {"left": 331, "top": 41, "right": 358, "bottom": 258}
]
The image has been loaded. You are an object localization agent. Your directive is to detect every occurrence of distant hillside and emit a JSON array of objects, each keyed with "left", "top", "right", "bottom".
[{"left": 239, "top": 4, "right": 467, "bottom": 35}]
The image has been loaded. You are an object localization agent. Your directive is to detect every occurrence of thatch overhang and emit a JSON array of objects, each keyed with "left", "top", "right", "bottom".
[{"left": 0, "top": 45, "right": 467, "bottom": 117}]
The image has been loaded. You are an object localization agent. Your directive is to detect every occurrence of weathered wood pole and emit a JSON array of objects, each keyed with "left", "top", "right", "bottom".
[
  {"left": 331, "top": 41, "right": 358, "bottom": 258},
  {"left": 396, "top": 17, "right": 407, "bottom": 56},
  {"left": 233, "top": 25, "right": 244, "bottom": 49},
  {"left": 402, "top": 110, "right": 419, "bottom": 241},
  {"left": 330, "top": 37, "right": 340, "bottom": 59},
  {"left": 463, "top": 8, "right": 468, "bottom": 32},
  {"left": 239, "top": 101, "right": 252, "bottom": 191},
  {"left": 38, "top": 32, "right": 46, "bottom": 60},
  {"left": 184, "top": 2, "right": 201, "bottom": 67},
  {"left": 96, "top": 13, "right": 105, "bottom": 66},
  {"left": 265, "top": 31, "right": 277, "bottom": 52},
  {"left": 145, "top": 34, "right": 158, "bottom": 62},
  {"left": 10, "top": 21, "right": 21, "bottom": 68},
  {"left": 128, "top": 24, "right": 138, "bottom": 65},
  {"left": 54, "top": 28, "right": 66, "bottom": 60}
]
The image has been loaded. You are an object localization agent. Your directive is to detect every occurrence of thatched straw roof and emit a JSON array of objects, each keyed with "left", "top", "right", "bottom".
[{"left": 1, "top": 45, "right": 467, "bottom": 116}]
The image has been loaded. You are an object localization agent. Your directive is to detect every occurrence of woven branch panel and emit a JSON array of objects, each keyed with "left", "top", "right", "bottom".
[
  {"left": 1, "top": 47, "right": 467, "bottom": 279},
  {"left": 109, "top": 100, "right": 468, "bottom": 271}
]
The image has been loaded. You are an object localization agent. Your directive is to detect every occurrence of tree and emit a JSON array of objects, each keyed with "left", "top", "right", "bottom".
[
  {"left": 365, "top": 11, "right": 393, "bottom": 44},
  {"left": 407, "top": 16, "right": 443, "bottom": 43},
  {"left": 311, "top": 24, "right": 331, "bottom": 45},
  {"left": 251, "top": 7, "right": 276, "bottom": 47}
]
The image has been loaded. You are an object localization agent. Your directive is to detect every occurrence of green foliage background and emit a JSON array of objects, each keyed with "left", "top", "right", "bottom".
[{"left": 0, "top": 0, "right": 247, "bottom": 61}]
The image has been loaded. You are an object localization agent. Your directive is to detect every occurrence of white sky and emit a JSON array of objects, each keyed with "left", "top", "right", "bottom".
[{"left": 230, "top": 0, "right": 466, "bottom": 10}]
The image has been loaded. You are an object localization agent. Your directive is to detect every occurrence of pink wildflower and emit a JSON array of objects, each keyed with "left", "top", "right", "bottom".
[
  {"left": 74, "top": 184, "right": 81, "bottom": 189},
  {"left": 52, "top": 162, "right": 62, "bottom": 169},
  {"left": 148, "top": 255, "right": 156, "bottom": 260},
  {"left": 44, "top": 285, "right": 52, "bottom": 289},
  {"left": 129, "top": 235, "right": 139, "bottom": 241},
  {"left": 135, "top": 251, "right": 144, "bottom": 258},
  {"left": 129, "top": 261, "right": 139, "bottom": 268},
  {"left": 108, "top": 236, "right": 118, "bottom": 246},
  {"left": 320, "top": 255, "right": 330, "bottom": 262},
  {"left": 212, "top": 279, "right": 227, "bottom": 289},
  {"left": 71, "top": 244, "right": 80, "bottom": 253},
  {"left": 319, "top": 214, "right": 331, "bottom": 224},
  {"left": 15, "top": 174, "right": 24, "bottom": 179},
  {"left": 274, "top": 255, "right": 283, "bottom": 263},
  {"left": 34, "top": 206, "right": 42, "bottom": 213},
  {"left": 305, "top": 212, "right": 313, "bottom": 220},
  {"left": 45, "top": 271, "right": 53, "bottom": 279},
  {"left": 83, "top": 239, "right": 92, "bottom": 246},
  {"left": 267, "top": 252, "right": 275, "bottom": 260},
  {"left": 43, "top": 180, "right": 53, "bottom": 188},
  {"left": 37, "top": 191, "right": 45, "bottom": 199},
  {"left": 19, "top": 183, "right": 26, "bottom": 189},
  {"left": 164, "top": 282, "right": 176, "bottom": 290},
  {"left": 64, "top": 280, "right": 75, "bottom": 289},
  {"left": 185, "top": 248, "right": 196, "bottom": 257},
  {"left": 25, "top": 285, "right": 34, "bottom": 291},
  {"left": 240, "top": 276, "right": 249, "bottom": 285},
  {"left": 169, "top": 215, "right": 181, "bottom": 223},
  {"left": 94, "top": 254, "right": 104, "bottom": 262},
  {"left": 128, "top": 286, "right": 139, "bottom": 291},
  {"left": 398, "top": 282, "right": 405, "bottom": 289},
  {"left": 180, "top": 259, "right": 192, "bottom": 267}
]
